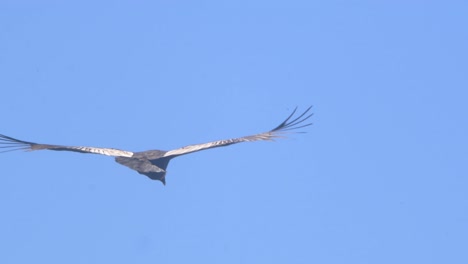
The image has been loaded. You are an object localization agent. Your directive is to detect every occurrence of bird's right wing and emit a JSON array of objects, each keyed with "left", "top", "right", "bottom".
[
  {"left": 163, "top": 106, "right": 312, "bottom": 158},
  {"left": 0, "top": 134, "right": 133, "bottom": 157}
]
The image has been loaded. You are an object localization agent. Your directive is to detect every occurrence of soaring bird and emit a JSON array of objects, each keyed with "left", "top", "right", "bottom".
[{"left": 0, "top": 107, "right": 312, "bottom": 185}]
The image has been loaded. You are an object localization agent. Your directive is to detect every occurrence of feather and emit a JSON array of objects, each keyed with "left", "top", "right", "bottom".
[
  {"left": 0, "top": 134, "right": 133, "bottom": 157},
  {"left": 163, "top": 106, "right": 312, "bottom": 157},
  {"left": 1, "top": 106, "right": 312, "bottom": 185}
]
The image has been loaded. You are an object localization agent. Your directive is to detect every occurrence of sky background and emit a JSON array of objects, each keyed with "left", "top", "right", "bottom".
[{"left": 1, "top": 1, "right": 467, "bottom": 263}]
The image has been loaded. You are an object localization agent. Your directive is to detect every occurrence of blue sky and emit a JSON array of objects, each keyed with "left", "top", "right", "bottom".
[{"left": 1, "top": 1, "right": 467, "bottom": 263}]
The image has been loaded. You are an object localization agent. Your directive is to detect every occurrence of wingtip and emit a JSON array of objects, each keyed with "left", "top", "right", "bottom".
[
  {"left": 0, "top": 134, "right": 35, "bottom": 153},
  {"left": 270, "top": 106, "right": 314, "bottom": 132}
]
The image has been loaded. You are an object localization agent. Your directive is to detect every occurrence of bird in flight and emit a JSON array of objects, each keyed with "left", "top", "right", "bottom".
[{"left": 0, "top": 107, "right": 312, "bottom": 185}]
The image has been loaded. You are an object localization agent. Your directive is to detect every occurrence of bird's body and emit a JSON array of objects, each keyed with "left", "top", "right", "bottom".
[
  {"left": 116, "top": 150, "right": 170, "bottom": 184},
  {"left": 0, "top": 107, "right": 312, "bottom": 185}
]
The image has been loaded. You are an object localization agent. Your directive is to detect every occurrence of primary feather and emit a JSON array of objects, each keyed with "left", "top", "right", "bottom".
[{"left": 1, "top": 107, "right": 312, "bottom": 185}]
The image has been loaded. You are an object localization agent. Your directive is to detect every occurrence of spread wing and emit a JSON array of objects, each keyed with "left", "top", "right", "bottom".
[
  {"left": 163, "top": 106, "right": 313, "bottom": 158},
  {"left": 0, "top": 134, "right": 133, "bottom": 157}
]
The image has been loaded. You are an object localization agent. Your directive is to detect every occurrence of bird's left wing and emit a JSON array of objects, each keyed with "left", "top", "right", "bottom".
[
  {"left": 163, "top": 106, "right": 312, "bottom": 158},
  {"left": 0, "top": 134, "right": 133, "bottom": 157}
]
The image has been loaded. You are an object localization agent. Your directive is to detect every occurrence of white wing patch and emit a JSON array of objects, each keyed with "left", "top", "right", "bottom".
[
  {"left": 163, "top": 138, "right": 240, "bottom": 157},
  {"left": 63, "top": 146, "right": 133, "bottom": 157},
  {"left": 164, "top": 144, "right": 209, "bottom": 157}
]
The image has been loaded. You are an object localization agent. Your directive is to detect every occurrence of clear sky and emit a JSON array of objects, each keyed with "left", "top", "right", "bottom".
[{"left": 1, "top": 1, "right": 467, "bottom": 263}]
